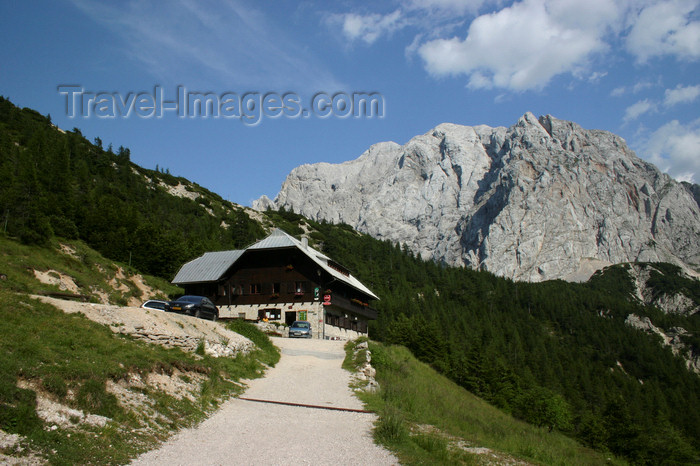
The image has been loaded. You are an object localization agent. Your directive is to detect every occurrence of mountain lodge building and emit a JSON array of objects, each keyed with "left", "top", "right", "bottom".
[{"left": 171, "top": 229, "right": 378, "bottom": 339}]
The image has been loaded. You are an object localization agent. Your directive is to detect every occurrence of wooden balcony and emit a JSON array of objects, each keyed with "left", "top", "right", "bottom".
[{"left": 325, "top": 294, "right": 377, "bottom": 320}]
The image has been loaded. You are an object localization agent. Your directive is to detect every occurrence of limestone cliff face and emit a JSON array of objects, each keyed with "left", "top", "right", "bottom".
[{"left": 255, "top": 113, "right": 700, "bottom": 282}]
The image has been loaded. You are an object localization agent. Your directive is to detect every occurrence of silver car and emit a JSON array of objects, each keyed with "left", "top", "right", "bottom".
[{"left": 288, "top": 321, "right": 312, "bottom": 338}]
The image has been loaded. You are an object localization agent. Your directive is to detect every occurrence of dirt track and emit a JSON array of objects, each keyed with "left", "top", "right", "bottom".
[{"left": 131, "top": 337, "right": 399, "bottom": 465}]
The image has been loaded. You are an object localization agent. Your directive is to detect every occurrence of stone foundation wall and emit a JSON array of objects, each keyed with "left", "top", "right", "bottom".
[
  {"left": 219, "top": 302, "right": 367, "bottom": 341},
  {"left": 220, "top": 301, "right": 325, "bottom": 339},
  {"left": 323, "top": 325, "right": 365, "bottom": 341}
]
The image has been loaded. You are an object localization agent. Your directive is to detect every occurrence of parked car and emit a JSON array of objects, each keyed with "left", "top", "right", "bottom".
[
  {"left": 288, "top": 320, "right": 312, "bottom": 338},
  {"left": 141, "top": 300, "right": 171, "bottom": 312},
  {"left": 169, "top": 295, "right": 219, "bottom": 321}
]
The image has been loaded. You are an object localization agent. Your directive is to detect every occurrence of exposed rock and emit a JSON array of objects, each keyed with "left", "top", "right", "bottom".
[
  {"left": 258, "top": 113, "right": 700, "bottom": 282},
  {"left": 17, "top": 380, "right": 110, "bottom": 430},
  {"left": 625, "top": 314, "right": 699, "bottom": 374},
  {"left": 33, "top": 295, "right": 255, "bottom": 358},
  {"left": 255, "top": 321, "right": 286, "bottom": 337},
  {"left": 158, "top": 182, "right": 199, "bottom": 201},
  {"left": 351, "top": 341, "right": 379, "bottom": 392},
  {"left": 654, "top": 293, "right": 699, "bottom": 316},
  {"left": 33, "top": 269, "right": 80, "bottom": 294},
  {"left": 0, "top": 430, "right": 45, "bottom": 465},
  {"left": 627, "top": 263, "right": 699, "bottom": 316}
]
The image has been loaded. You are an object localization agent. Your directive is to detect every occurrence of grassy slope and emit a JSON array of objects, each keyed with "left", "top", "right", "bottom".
[
  {"left": 0, "top": 289, "right": 279, "bottom": 465},
  {"left": 0, "top": 234, "right": 181, "bottom": 304},
  {"left": 345, "top": 339, "right": 623, "bottom": 465},
  {"left": 0, "top": 235, "right": 280, "bottom": 464}
]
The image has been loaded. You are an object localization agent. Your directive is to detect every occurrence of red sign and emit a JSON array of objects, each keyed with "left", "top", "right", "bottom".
[{"left": 323, "top": 294, "right": 331, "bottom": 305}]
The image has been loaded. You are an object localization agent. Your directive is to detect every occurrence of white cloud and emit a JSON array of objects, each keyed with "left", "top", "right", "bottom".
[
  {"left": 643, "top": 118, "right": 700, "bottom": 182},
  {"left": 69, "top": 0, "right": 340, "bottom": 90},
  {"left": 626, "top": 0, "right": 700, "bottom": 63},
  {"left": 633, "top": 80, "right": 658, "bottom": 93},
  {"left": 624, "top": 99, "right": 656, "bottom": 121},
  {"left": 330, "top": 10, "right": 407, "bottom": 45},
  {"left": 664, "top": 83, "right": 700, "bottom": 106},
  {"left": 611, "top": 80, "right": 661, "bottom": 96},
  {"left": 588, "top": 71, "right": 608, "bottom": 83},
  {"left": 611, "top": 86, "right": 627, "bottom": 97},
  {"left": 416, "top": 0, "right": 616, "bottom": 90},
  {"left": 326, "top": 1, "right": 699, "bottom": 94}
]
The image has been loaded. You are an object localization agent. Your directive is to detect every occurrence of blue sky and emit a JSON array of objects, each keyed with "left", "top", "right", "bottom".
[{"left": 1, "top": 0, "right": 699, "bottom": 206}]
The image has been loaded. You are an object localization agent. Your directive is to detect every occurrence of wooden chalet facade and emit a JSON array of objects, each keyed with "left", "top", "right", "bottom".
[{"left": 172, "top": 229, "right": 378, "bottom": 339}]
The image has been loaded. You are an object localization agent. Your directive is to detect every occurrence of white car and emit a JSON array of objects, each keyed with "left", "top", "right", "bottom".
[{"left": 141, "top": 300, "right": 171, "bottom": 311}]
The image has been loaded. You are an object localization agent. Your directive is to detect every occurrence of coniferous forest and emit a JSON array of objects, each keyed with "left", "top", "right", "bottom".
[
  {"left": 2, "top": 96, "right": 699, "bottom": 463},
  {"left": 0, "top": 97, "right": 264, "bottom": 277},
  {"left": 306, "top": 217, "right": 700, "bottom": 464}
]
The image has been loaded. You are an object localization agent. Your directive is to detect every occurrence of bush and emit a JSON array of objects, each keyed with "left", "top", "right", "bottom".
[
  {"left": 514, "top": 386, "right": 572, "bottom": 432},
  {"left": 50, "top": 216, "right": 79, "bottom": 239},
  {"left": 375, "top": 404, "right": 408, "bottom": 444}
]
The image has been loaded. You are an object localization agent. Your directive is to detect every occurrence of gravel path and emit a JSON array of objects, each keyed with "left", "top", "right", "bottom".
[{"left": 131, "top": 337, "right": 399, "bottom": 465}]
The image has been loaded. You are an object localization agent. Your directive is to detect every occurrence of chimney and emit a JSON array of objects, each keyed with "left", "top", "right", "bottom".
[{"left": 302, "top": 237, "right": 308, "bottom": 249}]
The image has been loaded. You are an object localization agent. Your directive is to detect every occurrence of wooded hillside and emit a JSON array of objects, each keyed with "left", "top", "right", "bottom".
[
  {"left": 266, "top": 209, "right": 700, "bottom": 464},
  {"left": 0, "top": 96, "right": 264, "bottom": 277}
]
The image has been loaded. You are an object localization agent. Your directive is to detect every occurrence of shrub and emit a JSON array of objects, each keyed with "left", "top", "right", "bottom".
[{"left": 375, "top": 404, "right": 408, "bottom": 444}]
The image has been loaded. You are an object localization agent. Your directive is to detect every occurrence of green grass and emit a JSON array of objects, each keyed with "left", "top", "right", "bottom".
[
  {"left": 0, "top": 234, "right": 182, "bottom": 302},
  {"left": 225, "top": 320, "right": 281, "bottom": 368},
  {"left": 0, "top": 290, "right": 279, "bottom": 464},
  {"left": 345, "top": 340, "right": 624, "bottom": 465}
]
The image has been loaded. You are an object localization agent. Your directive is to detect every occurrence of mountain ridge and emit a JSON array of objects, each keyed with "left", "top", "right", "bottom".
[{"left": 256, "top": 112, "right": 700, "bottom": 282}]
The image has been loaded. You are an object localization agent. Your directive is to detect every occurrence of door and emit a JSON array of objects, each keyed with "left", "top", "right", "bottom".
[{"left": 285, "top": 311, "right": 296, "bottom": 326}]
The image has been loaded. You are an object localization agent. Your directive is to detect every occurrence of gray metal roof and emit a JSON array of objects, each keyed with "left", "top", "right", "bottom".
[
  {"left": 172, "top": 250, "right": 244, "bottom": 284},
  {"left": 251, "top": 229, "right": 379, "bottom": 300},
  {"left": 172, "top": 228, "right": 378, "bottom": 301},
  {"left": 247, "top": 228, "right": 298, "bottom": 250}
]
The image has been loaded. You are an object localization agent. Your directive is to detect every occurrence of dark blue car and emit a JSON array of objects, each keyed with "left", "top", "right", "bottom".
[{"left": 169, "top": 295, "right": 219, "bottom": 321}]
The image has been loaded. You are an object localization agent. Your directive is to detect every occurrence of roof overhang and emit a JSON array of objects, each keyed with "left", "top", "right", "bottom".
[{"left": 172, "top": 229, "right": 379, "bottom": 301}]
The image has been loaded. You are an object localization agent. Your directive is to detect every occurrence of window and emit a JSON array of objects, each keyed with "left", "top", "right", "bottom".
[
  {"left": 258, "top": 308, "right": 281, "bottom": 320},
  {"left": 326, "top": 313, "right": 340, "bottom": 327},
  {"left": 250, "top": 283, "right": 261, "bottom": 294},
  {"left": 272, "top": 282, "right": 281, "bottom": 294},
  {"left": 294, "top": 281, "right": 306, "bottom": 294}
]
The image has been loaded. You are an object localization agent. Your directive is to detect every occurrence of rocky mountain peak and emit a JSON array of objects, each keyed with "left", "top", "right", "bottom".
[{"left": 255, "top": 113, "right": 700, "bottom": 282}]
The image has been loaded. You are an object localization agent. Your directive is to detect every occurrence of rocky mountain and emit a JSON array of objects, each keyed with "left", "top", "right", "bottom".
[{"left": 256, "top": 113, "right": 700, "bottom": 282}]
